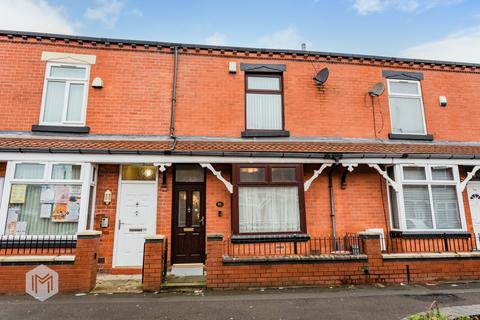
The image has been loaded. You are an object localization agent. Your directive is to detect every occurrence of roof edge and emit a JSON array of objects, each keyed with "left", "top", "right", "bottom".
[{"left": 1, "top": 29, "right": 479, "bottom": 69}]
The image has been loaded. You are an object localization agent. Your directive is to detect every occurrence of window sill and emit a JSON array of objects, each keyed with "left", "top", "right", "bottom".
[
  {"left": 241, "top": 130, "right": 290, "bottom": 138},
  {"left": 388, "top": 133, "right": 433, "bottom": 141},
  {"left": 231, "top": 233, "right": 309, "bottom": 243},
  {"left": 32, "top": 125, "right": 90, "bottom": 134},
  {"left": 390, "top": 230, "right": 471, "bottom": 239}
]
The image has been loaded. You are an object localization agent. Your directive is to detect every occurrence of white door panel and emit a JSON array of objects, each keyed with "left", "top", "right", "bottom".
[
  {"left": 115, "top": 183, "right": 157, "bottom": 267},
  {"left": 467, "top": 181, "right": 480, "bottom": 249}
]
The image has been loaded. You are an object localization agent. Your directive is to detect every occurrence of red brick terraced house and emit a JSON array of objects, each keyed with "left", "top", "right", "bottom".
[{"left": 2, "top": 29, "right": 480, "bottom": 290}]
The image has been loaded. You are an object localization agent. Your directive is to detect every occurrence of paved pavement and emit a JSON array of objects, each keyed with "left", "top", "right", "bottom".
[{"left": 2, "top": 282, "right": 480, "bottom": 320}]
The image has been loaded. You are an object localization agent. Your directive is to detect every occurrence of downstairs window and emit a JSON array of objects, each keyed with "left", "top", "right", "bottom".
[
  {"left": 233, "top": 164, "right": 305, "bottom": 234},
  {"left": 1, "top": 162, "right": 90, "bottom": 236},
  {"left": 387, "top": 165, "right": 466, "bottom": 232}
]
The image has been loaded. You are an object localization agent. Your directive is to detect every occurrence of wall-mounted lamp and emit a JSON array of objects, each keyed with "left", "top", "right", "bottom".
[
  {"left": 92, "top": 77, "right": 104, "bottom": 88},
  {"left": 103, "top": 189, "right": 112, "bottom": 205}
]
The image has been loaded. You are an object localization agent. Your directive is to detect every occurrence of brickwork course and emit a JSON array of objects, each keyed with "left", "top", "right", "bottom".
[{"left": 1, "top": 30, "right": 480, "bottom": 291}]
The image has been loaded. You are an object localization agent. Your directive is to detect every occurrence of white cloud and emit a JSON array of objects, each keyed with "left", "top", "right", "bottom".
[
  {"left": 256, "top": 26, "right": 312, "bottom": 50},
  {"left": 205, "top": 32, "right": 227, "bottom": 46},
  {"left": 400, "top": 26, "right": 480, "bottom": 63},
  {"left": 127, "top": 8, "right": 143, "bottom": 17},
  {"left": 0, "top": 0, "right": 75, "bottom": 34},
  {"left": 84, "top": 0, "right": 124, "bottom": 28},
  {"left": 352, "top": 0, "right": 461, "bottom": 15}
]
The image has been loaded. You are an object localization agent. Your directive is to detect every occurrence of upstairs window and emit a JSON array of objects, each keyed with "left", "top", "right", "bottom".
[
  {"left": 245, "top": 74, "right": 283, "bottom": 130},
  {"left": 40, "top": 63, "right": 90, "bottom": 126},
  {"left": 387, "top": 79, "right": 426, "bottom": 135}
]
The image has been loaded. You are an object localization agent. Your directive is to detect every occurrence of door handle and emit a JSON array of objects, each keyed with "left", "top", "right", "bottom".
[
  {"left": 118, "top": 219, "right": 125, "bottom": 230},
  {"left": 199, "top": 216, "right": 205, "bottom": 226},
  {"left": 187, "top": 207, "right": 191, "bottom": 213}
]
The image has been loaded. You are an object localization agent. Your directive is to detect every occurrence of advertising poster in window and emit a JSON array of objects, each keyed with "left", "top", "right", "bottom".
[
  {"left": 40, "top": 185, "right": 55, "bottom": 203},
  {"left": 10, "top": 185, "right": 27, "bottom": 204},
  {"left": 51, "top": 186, "right": 80, "bottom": 223},
  {"left": 5, "top": 207, "right": 19, "bottom": 235},
  {"left": 40, "top": 203, "right": 53, "bottom": 219},
  {"left": 54, "top": 185, "right": 69, "bottom": 203}
]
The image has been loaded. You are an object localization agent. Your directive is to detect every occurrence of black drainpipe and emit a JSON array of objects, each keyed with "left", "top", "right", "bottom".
[
  {"left": 169, "top": 46, "right": 179, "bottom": 151},
  {"left": 328, "top": 159, "right": 340, "bottom": 249}
]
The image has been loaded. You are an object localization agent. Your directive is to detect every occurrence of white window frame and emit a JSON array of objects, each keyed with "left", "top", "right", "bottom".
[
  {"left": 387, "top": 164, "right": 467, "bottom": 232},
  {"left": 0, "top": 161, "right": 92, "bottom": 237},
  {"left": 39, "top": 62, "right": 90, "bottom": 126},
  {"left": 386, "top": 79, "right": 427, "bottom": 135}
]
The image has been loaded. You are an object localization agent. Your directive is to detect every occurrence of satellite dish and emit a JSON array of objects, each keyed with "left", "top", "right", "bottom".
[
  {"left": 369, "top": 82, "right": 385, "bottom": 97},
  {"left": 313, "top": 67, "right": 329, "bottom": 85}
]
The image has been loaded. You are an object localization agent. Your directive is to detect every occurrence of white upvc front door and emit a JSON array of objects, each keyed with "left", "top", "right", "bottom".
[
  {"left": 114, "top": 182, "right": 157, "bottom": 267},
  {"left": 467, "top": 181, "right": 480, "bottom": 249}
]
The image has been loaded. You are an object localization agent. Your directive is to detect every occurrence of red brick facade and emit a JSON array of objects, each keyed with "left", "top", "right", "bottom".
[{"left": 1, "top": 30, "right": 480, "bottom": 290}]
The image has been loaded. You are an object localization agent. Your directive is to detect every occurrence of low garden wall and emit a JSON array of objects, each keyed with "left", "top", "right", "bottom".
[
  {"left": 0, "top": 230, "right": 101, "bottom": 294},
  {"left": 205, "top": 233, "right": 480, "bottom": 290}
]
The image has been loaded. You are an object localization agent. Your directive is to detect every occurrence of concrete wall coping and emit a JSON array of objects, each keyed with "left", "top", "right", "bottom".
[
  {"left": 207, "top": 233, "right": 224, "bottom": 241},
  {"left": 145, "top": 235, "right": 166, "bottom": 243},
  {"left": 223, "top": 254, "right": 368, "bottom": 264},
  {"left": 383, "top": 252, "right": 480, "bottom": 260},
  {"left": 77, "top": 230, "right": 102, "bottom": 237},
  {"left": 0, "top": 255, "right": 75, "bottom": 263},
  {"left": 358, "top": 231, "right": 382, "bottom": 239}
]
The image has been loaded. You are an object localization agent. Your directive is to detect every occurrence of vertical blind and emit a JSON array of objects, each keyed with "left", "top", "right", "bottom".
[
  {"left": 246, "top": 93, "right": 282, "bottom": 130},
  {"left": 432, "top": 185, "right": 461, "bottom": 229},
  {"left": 403, "top": 185, "right": 433, "bottom": 229},
  {"left": 9, "top": 185, "right": 78, "bottom": 235},
  {"left": 43, "top": 81, "right": 65, "bottom": 123}
]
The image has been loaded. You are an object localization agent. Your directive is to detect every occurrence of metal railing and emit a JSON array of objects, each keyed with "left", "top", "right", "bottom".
[
  {"left": 384, "top": 233, "right": 480, "bottom": 254},
  {"left": 224, "top": 235, "right": 363, "bottom": 258},
  {"left": 0, "top": 235, "right": 77, "bottom": 255}
]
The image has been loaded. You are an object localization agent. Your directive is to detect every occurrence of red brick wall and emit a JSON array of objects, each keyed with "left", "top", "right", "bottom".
[
  {"left": 206, "top": 235, "right": 480, "bottom": 290},
  {"left": 0, "top": 38, "right": 171, "bottom": 135},
  {"left": 0, "top": 233, "right": 100, "bottom": 294},
  {"left": 1, "top": 36, "right": 480, "bottom": 141},
  {"left": 142, "top": 237, "right": 165, "bottom": 292},
  {"left": 156, "top": 168, "right": 173, "bottom": 266},
  {"left": 93, "top": 165, "right": 119, "bottom": 271}
]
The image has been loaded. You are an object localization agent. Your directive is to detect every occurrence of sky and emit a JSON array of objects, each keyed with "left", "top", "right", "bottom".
[{"left": 0, "top": 0, "right": 480, "bottom": 63}]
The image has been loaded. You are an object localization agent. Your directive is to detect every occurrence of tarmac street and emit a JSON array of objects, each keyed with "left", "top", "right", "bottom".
[{"left": 2, "top": 283, "right": 480, "bottom": 319}]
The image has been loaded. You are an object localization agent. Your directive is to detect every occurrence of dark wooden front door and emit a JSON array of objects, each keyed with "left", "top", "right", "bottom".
[{"left": 172, "top": 185, "right": 206, "bottom": 263}]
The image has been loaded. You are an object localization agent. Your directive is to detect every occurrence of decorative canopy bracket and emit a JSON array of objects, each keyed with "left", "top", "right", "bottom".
[
  {"left": 368, "top": 164, "right": 400, "bottom": 192},
  {"left": 153, "top": 163, "right": 172, "bottom": 172},
  {"left": 342, "top": 163, "right": 358, "bottom": 172},
  {"left": 460, "top": 165, "right": 480, "bottom": 192},
  {"left": 200, "top": 163, "right": 233, "bottom": 194},
  {"left": 304, "top": 163, "right": 332, "bottom": 191}
]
